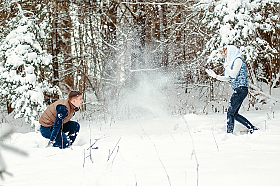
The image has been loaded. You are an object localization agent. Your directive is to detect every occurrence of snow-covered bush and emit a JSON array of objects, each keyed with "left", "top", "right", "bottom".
[{"left": 0, "top": 11, "right": 58, "bottom": 126}]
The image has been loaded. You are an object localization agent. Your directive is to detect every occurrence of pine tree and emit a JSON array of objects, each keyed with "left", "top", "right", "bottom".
[{"left": 0, "top": 4, "right": 59, "bottom": 127}]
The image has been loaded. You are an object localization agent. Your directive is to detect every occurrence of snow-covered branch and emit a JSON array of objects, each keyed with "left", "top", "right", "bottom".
[
  {"left": 250, "top": 84, "right": 279, "bottom": 102},
  {"left": 0, "top": 128, "right": 28, "bottom": 179}
]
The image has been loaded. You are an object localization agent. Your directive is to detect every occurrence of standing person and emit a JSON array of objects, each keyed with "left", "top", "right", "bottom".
[
  {"left": 206, "top": 45, "right": 258, "bottom": 134},
  {"left": 39, "top": 90, "right": 83, "bottom": 148}
]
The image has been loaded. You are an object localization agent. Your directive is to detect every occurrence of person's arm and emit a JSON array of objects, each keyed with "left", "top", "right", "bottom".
[
  {"left": 206, "top": 69, "right": 230, "bottom": 81},
  {"left": 49, "top": 105, "right": 68, "bottom": 142},
  {"left": 224, "top": 58, "right": 242, "bottom": 78},
  {"left": 216, "top": 75, "right": 230, "bottom": 81}
]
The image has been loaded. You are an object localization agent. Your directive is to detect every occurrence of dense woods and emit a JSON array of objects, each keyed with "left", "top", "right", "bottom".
[{"left": 0, "top": 0, "right": 279, "bottom": 124}]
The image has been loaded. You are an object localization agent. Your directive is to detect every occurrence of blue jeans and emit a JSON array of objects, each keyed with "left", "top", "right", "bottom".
[
  {"left": 40, "top": 121, "right": 80, "bottom": 149},
  {"left": 227, "top": 86, "right": 253, "bottom": 133}
]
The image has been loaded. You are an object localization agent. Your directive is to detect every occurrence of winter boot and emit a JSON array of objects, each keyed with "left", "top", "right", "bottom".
[{"left": 249, "top": 126, "right": 259, "bottom": 134}]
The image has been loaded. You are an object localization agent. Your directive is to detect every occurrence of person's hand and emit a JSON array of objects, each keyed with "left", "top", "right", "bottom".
[{"left": 206, "top": 69, "right": 217, "bottom": 79}]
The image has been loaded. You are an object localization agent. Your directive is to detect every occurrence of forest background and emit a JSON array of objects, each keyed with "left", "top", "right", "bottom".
[{"left": 0, "top": 0, "right": 279, "bottom": 127}]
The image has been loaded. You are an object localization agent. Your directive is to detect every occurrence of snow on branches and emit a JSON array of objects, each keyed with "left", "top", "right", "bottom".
[
  {"left": 0, "top": 14, "right": 57, "bottom": 127},
  {"left": 196, "top": 0, "right": 280, "bottom": 103}
]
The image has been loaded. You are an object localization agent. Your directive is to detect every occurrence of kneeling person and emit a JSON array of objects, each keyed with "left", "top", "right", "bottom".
[{"left": 39, "top": 91, "right": 83, "bottom": 148}]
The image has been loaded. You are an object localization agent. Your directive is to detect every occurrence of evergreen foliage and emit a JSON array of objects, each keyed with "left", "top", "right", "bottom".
[
  {"left": 197, "top": 0, "right": 280, "bottom": 89},
  {"left": 0, "top": 6, "right": 59, "bottom": 126}
]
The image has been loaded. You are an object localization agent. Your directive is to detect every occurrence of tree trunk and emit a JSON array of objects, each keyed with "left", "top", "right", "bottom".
[{"left": 51, "top": 0, "right": 59, "bottom": 102}]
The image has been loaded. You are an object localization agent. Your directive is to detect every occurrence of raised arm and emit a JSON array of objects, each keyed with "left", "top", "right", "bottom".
[{"left": 206, "top": 69, "right": 230, "bottom": 81}]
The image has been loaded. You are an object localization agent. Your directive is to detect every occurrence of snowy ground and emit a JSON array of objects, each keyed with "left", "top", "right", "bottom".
[{"left": 1, "top": 106, "right": 280, "bottom": 186}]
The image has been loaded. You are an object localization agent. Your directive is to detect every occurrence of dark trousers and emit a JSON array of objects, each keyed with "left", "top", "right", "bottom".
[
  {"left": 40, "top": 121, "right": 80, "bottom": 149},
  {"left": 227, "top": 86, "right": 253, "bottom": 133}
]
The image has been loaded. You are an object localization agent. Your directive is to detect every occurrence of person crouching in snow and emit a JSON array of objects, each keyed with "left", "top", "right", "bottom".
[
  {"left": 206, "top": 45, "right": 258, "bottom": 134},
  {"left": 39, "top": 90, "right": 83, "bottom": 148}
]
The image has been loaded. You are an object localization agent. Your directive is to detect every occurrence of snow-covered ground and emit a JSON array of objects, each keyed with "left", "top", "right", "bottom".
[{"left": 1, "top": 106, "right": 280, "bottom": 186}]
